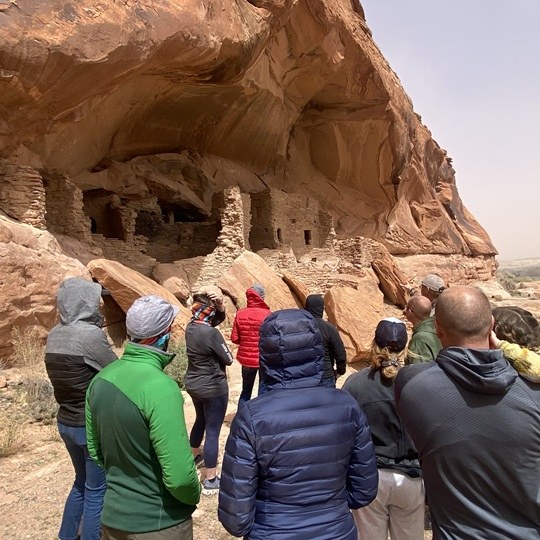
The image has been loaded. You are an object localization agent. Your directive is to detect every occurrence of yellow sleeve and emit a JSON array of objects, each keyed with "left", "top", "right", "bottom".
[{"left": 499, "top": 341, "right": 540, "bottom": 383}]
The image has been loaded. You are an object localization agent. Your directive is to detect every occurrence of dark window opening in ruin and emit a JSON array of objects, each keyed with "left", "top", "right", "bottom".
[
  {"left": 141, "top": 200, "right": 221, "bottom": 263},
  {"left": 161, "top": 203, "right": 211, "bottom": 223},
  {"left": 304, "top": 230, "right": 312, "bottom": 245},
  {"left": 277, "top": 228, "right": 283, "bottom": 243},
  {"left": 83, "top": 189, "right": 126, "bottom": 241},
  {"left": 135, "top": 210, "right": 163, "bottom": 239}
]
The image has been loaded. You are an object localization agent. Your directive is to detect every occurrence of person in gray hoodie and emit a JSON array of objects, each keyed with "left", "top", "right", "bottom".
[
  {"left": 395, "top": 286, "right": 540, "bottom": 540},
  {"left": 45, "top": 277, "right": 117, "bottom": 540}
]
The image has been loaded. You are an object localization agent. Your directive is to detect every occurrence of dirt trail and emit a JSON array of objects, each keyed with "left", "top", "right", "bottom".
[{"left": 0, "top": 361, "right": 431, "bottom": 539}]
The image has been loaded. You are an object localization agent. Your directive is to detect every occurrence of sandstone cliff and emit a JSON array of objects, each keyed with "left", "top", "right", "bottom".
[
  {"left": 0, "top": 1, "right": 499, "bottom": 364},
  {"left": 0, "top": 0, "right": 495, "bottom": 255}
]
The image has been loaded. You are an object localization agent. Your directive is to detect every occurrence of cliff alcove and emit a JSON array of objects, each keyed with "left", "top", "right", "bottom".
[{"left": 0, "top": 0, "right": 498, "bottom": 362}]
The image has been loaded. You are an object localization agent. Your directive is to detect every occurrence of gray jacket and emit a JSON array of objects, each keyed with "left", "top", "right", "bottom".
[
  {"left": 395, "top": 347, "right": 540, "bottom": 539},
  {"left": 45, "top": 278, "right": 117, "bottom": 426}
]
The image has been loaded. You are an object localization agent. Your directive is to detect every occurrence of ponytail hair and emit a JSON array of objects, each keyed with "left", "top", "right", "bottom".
[{"left": 369, "top": 343, "right": 407, "bottom": 380}]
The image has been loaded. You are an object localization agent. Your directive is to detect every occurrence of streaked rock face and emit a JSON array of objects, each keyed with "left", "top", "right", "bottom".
[
  {"left": 0, "top": 0, "right": 495, "bottom": 256},
  {"left": 0, "top": 214, "right": 89, "bottom": 362},
  {"left": 0, "top": 1, "right": 502, "bottom": 365}
]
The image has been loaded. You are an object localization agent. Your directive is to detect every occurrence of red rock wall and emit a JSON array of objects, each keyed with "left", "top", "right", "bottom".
[{"left": 0, "top": 1, "right": 496, "bottom": 259}]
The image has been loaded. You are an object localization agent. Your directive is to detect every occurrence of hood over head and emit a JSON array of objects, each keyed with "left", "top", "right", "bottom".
[
  {"left": 57, "top": 277, "right": 104, "bottom": 326},
  {"left": 259, "top": 309, "right": 324, "bottom": 390},
  {"left": 437, "top": 347, "right": 518, "bottom": 395},
  {"left": 305, "top": 294, "right": 324, "bottom": 319},
  {"left": 246, "top": 287, "right": 270, "bottom": 309}
]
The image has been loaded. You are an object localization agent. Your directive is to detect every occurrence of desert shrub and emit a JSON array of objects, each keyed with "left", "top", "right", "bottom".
[
  {"left": 10, "top": 326, "right": 58, "bottom": 424},
  {"left": 20, "top": 377, "right": 58, "bottom": 424},
  {"left": 165, "top": 340, "right": 189, "bottom": 389},
  {"left": 0, "top": 410, "right": 25, "bottom": 457},
  {"left": 11, "top": 326, "right": 45, "bottom": 367},
  {"left": 496, "top": 271, "right": 519, "bottom": 294}
]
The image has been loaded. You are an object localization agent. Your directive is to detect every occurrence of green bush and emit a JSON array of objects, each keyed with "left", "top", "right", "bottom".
[{"left": 165, "top": 340, "right": 189, "bottom": 389}]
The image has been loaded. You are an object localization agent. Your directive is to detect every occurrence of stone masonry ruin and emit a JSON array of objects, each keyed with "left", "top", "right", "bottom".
[{"left": 249, "top": 189, "right": 332, "bottom": 255}]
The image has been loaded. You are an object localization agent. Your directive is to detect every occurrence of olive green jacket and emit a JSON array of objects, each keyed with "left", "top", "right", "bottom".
[{"left": 406, "top": 317, "right": 442, "bottom": 365}]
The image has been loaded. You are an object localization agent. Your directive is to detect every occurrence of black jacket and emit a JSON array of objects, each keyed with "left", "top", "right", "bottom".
[
  {"left": 395, "top": 347, "right": 540, "bottom": 540},
  {"left": 45, "top": 278, "right": 117, "bottom": 426},
  {"left": 184, "top": 321, "right": 233, "bottom": 398},
  {"left": 343, "top": 368, "right": 420, "bottom": 477},
  {"left": 305, "top": 295, "right": 347, "bottom": 381}
]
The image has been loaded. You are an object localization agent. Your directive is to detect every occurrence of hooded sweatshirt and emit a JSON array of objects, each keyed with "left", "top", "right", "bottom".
[
  {"left": 304, "top": 294, "right": 347, "bottom": 381},
  {"left": 218, "top": 309, "right": 378, "bottom": 540},
  {"left": 45, "top": 277, "right": 117, "bottom": 426},
  {"left": 395, "top": 347, "right": 540, "bottom": 540}
]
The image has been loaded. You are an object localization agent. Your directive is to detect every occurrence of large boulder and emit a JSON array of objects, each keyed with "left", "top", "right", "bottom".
[
  {"left": 87, "top": 258, "right": 191, "bottom": 341},
  {"left": 152, "top": 263, "right": 191, "bottom": 304},
  {"left": 0, "top": 214, "right": 88, "bottom": 364},
  {"left": 324, "top": 278, "right": 386, "bottom": 362},
  {"left": 218, "top": 251, "right": 298, "bottom": 311}
]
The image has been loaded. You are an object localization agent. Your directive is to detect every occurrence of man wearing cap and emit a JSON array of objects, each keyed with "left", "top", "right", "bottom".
[
  {"left": 46, "top": 277, "right": 118, "bottom": 540},
  {"left": 395, "top": 286, "right": 540, "bottom": 539},
  {"left": 403, "top": 295, "right": 442, "bottom": 364},
  {"left": 305, "top": 294, "right": 347, "bottom": 387},
  {"left": 420, "top": 274, "right": 446, "bottom": 315},
  {"left": 231, "top": 283, "right": 271, "bottom": 403},
  {"left": 86, "top": 295, "right": 200, "bottom": 540}
]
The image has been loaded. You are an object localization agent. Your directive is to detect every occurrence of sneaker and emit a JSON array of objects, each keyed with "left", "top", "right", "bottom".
[
  {"left": 194, "top": 454, "right": 204, "bottom": 468},
  {"left": 202, "top": 475, "right": 220, "bottom": 496}
]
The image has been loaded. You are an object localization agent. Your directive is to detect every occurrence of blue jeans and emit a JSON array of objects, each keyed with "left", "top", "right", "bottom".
[
  {"left": 57, "top": 422, "right": 107, "bottom": 540},
  {"left": 188, "top": 393, "right": 228, "bottom": 469},
  {"left": 239, "top": 367, "right": 259, "bottom": 403}
]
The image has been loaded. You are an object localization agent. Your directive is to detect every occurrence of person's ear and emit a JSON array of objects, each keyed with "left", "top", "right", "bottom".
[
  {"left": 435, "top": 318, "right": 445, "bottom": 341},
  {"left": 490, "top": 314, "right": 495, "bottom": 331}
]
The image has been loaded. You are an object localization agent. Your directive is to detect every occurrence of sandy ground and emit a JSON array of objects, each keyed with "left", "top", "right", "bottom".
[{"left": 0, "top": 361, "right": 432, "bottom": 540}]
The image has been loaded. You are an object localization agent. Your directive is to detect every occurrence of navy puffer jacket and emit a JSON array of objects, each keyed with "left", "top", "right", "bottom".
[{"left": 218, "top": 309, "right": 378, "bottom": 540}]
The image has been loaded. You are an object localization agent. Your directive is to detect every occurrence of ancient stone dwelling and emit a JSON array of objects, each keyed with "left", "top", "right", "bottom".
[{"left": 0, "top": 0, "right": 500, "bottom": 364}]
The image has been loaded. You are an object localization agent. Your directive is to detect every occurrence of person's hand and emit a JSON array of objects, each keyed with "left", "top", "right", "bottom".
[
  {"left": 208, "top": 291, "right": 225, "bottom": 311},
  {"left": 489, "top": 330, "right": 501, "bottom": 349}
]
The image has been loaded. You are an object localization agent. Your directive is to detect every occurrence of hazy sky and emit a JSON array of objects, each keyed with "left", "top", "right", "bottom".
[{"left": 361, "top": 1, "right": 540, "bottom": 261}]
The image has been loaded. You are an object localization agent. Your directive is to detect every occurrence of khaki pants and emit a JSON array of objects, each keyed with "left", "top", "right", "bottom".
[
  {"left": 352, "top": 470, "right": 424, "bottom": 540},
  {"left": 102, "top": 519, "right": 193, "bottom": 540}
]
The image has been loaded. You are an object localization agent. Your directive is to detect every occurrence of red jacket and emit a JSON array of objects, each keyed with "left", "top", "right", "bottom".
[{"left": 231, "top": 289, "right": 271, "bottom": 368}]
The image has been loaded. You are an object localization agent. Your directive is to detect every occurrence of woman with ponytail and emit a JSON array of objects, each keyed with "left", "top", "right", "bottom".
[{"left": 343, "top": 317, "right": 424, "bottom": 540}]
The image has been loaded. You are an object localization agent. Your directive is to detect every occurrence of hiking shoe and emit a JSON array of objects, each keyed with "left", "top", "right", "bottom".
[
  {"left": 194, "top": 454, "right": 204, "bottom": 468},
  {"left": 202, "top": 475, "right": 220, "bottom": 496}
]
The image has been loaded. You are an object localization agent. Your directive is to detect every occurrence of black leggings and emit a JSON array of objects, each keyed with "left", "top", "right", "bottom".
[{"left": 188, "top": 392, "right": 228, "bottom": 469}]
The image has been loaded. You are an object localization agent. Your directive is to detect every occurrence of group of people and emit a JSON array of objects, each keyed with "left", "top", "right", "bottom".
[{"left": 44, "top": 273, "right": 540, "bottom": 540}]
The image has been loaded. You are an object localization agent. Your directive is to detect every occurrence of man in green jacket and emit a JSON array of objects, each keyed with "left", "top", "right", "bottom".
[
  {"left": 86, "top": 295, "right": 200, "bottom": 540},
  {"left": 404, "top": 295, "right": 442, "bottom": 364}
]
